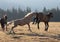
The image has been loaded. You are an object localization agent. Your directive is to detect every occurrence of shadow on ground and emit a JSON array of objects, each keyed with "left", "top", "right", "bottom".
[{"left": 9, "top": 32, "right": 60, "bottom": 40}]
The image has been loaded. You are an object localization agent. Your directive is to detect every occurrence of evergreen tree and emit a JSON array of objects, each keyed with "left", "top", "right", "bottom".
[
  {"left": 26, "top": 7, "right": 31, "bottom": 13},
  {"left": 43, "top": 7, "right": 47, "bottom": 13}
]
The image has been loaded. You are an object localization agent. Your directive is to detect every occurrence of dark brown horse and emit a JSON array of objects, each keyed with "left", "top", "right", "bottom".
[
  {"left": 0, "top": 14, "right": 7, "bottom": 31},
  {"left": 33, "top": 12, "right": 53, "bottom": 31}
]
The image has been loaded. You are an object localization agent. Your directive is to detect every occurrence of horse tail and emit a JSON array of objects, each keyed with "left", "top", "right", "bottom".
[{"left": 7, "top": 20, "right": 14, "bottom": 26}]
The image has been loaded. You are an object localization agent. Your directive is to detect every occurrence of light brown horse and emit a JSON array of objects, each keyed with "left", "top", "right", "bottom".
[
  {"left": 8, "top": 12, "right": 37, "bottom": 34},
  {"left": 33, "top": 12, "right": 53, "bottom": 31}
]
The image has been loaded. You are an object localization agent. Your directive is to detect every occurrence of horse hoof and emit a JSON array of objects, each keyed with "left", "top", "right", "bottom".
[
  {"left": 32, "top": 23, "right": 34, "bottom": 24},
  {"left": 8, "top": 32, "right": 15, "bottom": 35},
  {"left": 8, "top": 31, "right": 15, "bottom": 34},
  {"left": 45, "top": 29, "right": 48, "bottom": 31},
  {"left": 13, "top": 32, "right": 16, "bottom": 34},
  {"left": 8, "top": 32, "right": 12, "bottom": 34},
  {"left": 28, "top": 29, "right": 32, "bottom": 32},
  {"left": 38, "top": 28, "right": 39, "bottom": 29}
]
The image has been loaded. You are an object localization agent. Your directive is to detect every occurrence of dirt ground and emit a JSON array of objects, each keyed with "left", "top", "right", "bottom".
[{"left": 0, "top": 22, "right": 60, "bottom": 42}]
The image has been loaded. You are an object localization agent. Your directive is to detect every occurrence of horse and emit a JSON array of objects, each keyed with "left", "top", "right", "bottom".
[
  {"left": 33, "top": 12, "right": 53, "bottom": 31},
  {"left": 0, "top": 15, "right": 7, "bottom": 31},
  {"left": 8, "top": 12, "right": 37, "bottom": 34}
]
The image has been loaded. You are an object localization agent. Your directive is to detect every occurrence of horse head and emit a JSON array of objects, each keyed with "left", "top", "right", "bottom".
[{"left": 48, "top": 12, "right": 53, "bottom": 18}]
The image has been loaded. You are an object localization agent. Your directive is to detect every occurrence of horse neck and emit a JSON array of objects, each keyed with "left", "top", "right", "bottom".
[
  {"left": 47, "top": 14, "right": 52, "bottom": 18},
  {"left": 25, "top": 14, "right": 33, "bottom": 18}
]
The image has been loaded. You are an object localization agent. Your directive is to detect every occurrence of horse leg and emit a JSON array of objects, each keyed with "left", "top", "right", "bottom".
[
  {"left": 46, "top": 22, "right": 49, "bottom": 31},
  {"left": 9, "top": 25, "right": 17, "bottom": 34},
  {"left": 44, "top": 22, "right": 49, "bottom": 31},
  {"left": 27, "top": 24, "right": 32, "bottom": 32},
  {"left": 44, "top": 22, "right": 47, "bottom": 31},
  {"left": 37, "top": 19, "right": 40, "bottom": 29},
  {"left": 37, "top": 22, "right": 40, "bottom": 29},
  {"left": 1, "top": 23, "right": 5, "bottom": 31},
  {"left": 32, "top": 18, "right": 36, "bottom": 24},
  {"left": 6, "top": 24, "right": 7, "bottom": 31}
]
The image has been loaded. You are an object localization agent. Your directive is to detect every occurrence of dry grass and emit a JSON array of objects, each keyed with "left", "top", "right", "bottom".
[{"left": 0, "top": 22, "right": 60, "bottom": 42}]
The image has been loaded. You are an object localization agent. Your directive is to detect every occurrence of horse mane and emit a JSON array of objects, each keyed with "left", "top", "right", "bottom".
[{"left": 24, "top": 12, "right": 34, "bottom": 17}]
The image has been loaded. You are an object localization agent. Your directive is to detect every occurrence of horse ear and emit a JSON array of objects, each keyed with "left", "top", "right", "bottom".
[
  {"left": 49, "top": 12, "right": 53, "bottom": 17},
  {"left": 50, "top": 12, "right": 53, "bottom": 14},
  {"left": 48, "top": 12, "right": 52, "bottom": 15}
]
